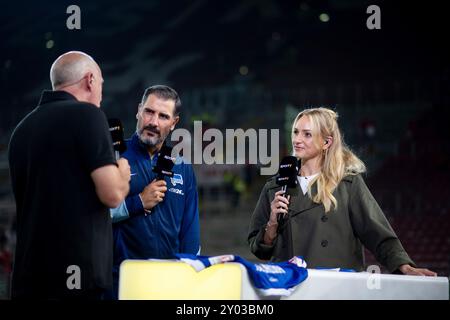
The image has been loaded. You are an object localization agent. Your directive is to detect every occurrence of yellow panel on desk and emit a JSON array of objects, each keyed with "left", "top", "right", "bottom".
[{"left": 119, "top": 260, "right": 242, "bottom": 300}]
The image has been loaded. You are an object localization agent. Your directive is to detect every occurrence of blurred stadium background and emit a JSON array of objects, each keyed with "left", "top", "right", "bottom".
[{"left": 0, "top": 0, "right": 449, "bottom": 298}]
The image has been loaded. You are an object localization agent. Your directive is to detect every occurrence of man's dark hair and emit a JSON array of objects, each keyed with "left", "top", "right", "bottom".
[{"left": 140, "top": 85, "right": 181, "bottom": 116}]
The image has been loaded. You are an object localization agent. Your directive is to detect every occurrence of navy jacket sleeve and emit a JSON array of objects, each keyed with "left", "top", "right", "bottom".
[
  {"left": 179, "top": 164, "right": 200, "bottom": 254},
  {"left": 125, "top": 194, "right": 145, "bottom": 217},
  {"left": 110, "top": 195, "right": 145, "bottom": 223}
]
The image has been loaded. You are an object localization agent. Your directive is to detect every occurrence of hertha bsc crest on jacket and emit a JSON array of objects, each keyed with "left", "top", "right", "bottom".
[{"left": 171, "top": 173, "right": 183, "bottom": 186}]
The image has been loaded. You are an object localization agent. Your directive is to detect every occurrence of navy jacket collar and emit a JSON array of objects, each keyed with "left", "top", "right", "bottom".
[{"left": 130, "top": 132, "right": 160, "bottom": 162}]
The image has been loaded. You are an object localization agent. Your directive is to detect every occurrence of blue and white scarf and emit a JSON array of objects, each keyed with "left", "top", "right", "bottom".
[{"left": 175, "top": 254, "right": 308, "bottom": 297}]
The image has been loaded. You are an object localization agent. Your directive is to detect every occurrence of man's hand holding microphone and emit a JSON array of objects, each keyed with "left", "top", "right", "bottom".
[
  {"left": 139, "top": 179, "right": 167, "bottom": 213},
  {"left": 139, "top": 144, "right": 175, "bottom": 214}
]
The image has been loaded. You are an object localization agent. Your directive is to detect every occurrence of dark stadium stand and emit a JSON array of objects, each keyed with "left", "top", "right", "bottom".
[
  {"left": 365, "top": 105, "right": 450, "bottom": 276},
  {"left": 1, "top": 0, "right": 448, "bottom": 299}
]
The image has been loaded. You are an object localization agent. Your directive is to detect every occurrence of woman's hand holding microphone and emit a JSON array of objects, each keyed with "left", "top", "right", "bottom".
[{"left": 264, "top": 190, "right": 291, "bottom": 245}]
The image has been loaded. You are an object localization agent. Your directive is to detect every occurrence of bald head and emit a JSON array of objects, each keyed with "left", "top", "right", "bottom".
[
  {"left": 49, "top": 51, "right": 104, "bottom": 107},
  {"left": 50, "top": 51, "right": 99, "bottom": 90}
]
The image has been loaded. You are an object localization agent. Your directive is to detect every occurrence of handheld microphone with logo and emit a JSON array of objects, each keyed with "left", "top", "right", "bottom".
[
  {"left": 275, "top": 156, "right": 300, "bottom": 223},
  {"left": 108, "top": 118, "right": 127, "bottom": 160},
  {"left": 152, "top": 144, "right": 175, "bottom": 180}
]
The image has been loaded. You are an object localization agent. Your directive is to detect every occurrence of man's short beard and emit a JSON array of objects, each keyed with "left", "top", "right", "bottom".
[
  {"left": 138, "top": 130, "right": 164, "bottom": 148},
  {"left": 136, "top": 118, "right": 168, "bottom": 148}
]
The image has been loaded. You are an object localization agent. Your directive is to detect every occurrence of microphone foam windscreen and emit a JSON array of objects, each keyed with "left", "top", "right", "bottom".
[
  {"left": 108, "top": 118, "right": 126, "bottom": 153},
  {"left": 276, "top": 156, "right": 299, "bottom": 188},
  {"left": 153, "top": 145, "right": 175, "bottom": 177}
]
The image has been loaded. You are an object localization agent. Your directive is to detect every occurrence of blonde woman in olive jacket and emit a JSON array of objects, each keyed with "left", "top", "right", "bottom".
[{"left": 248, "top": 108, "right": 436, "bottom": 276}]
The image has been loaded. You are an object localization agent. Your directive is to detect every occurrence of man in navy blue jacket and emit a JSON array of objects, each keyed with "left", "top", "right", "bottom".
[{"left": 109, "top": 85, "right": 200, "bottom": 299}]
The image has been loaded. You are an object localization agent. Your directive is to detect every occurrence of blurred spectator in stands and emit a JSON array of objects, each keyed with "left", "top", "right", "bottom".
[
  {"left": 224, "top": 170, "right": 246, "bottom": 208},
  {"left": 248, "top": 107, "right": 436, "bottom": 276},
  {"left": 0, "top": 228, "right": 12, "bottom": 275},
  {"left": 243, "top": 163, "right": 255, "bottom": 200},
  {"left": 360, "top": 117, "right": 377, "bottom": 155}
]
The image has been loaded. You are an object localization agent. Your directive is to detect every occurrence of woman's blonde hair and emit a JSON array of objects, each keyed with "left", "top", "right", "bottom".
[{"left": 292, "top": 107, "right": 366, "bottom": 212}]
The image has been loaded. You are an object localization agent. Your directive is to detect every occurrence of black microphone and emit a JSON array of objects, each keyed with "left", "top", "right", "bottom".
[
  {"left": 152, "top": 144, "right": 175, "bottom": 180},
  {"left": 108, "top": 118, "right": 127, "bottom": 160},
  {"left": 275, "top": 156, "right": 300, "bottom": 223}
]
